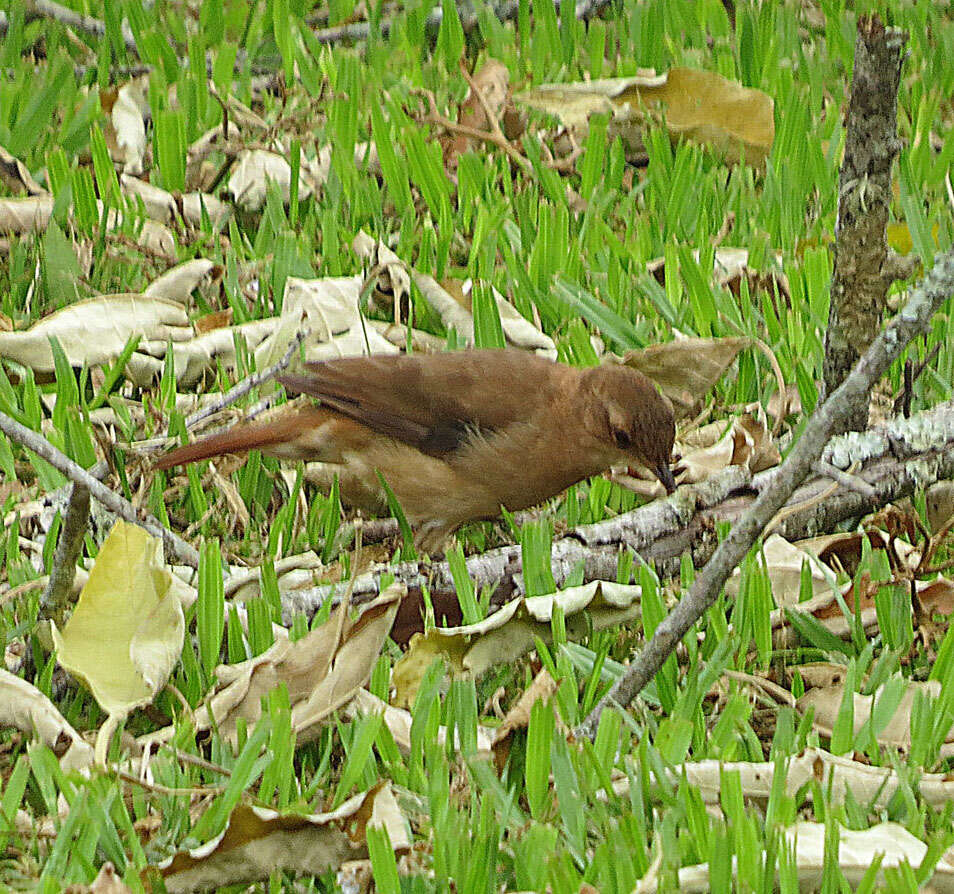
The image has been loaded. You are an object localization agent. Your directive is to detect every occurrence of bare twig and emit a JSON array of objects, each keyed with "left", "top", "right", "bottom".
[
  {"left": 575, "top": 245, "right": 954, "bottom": 740},
  {"left": 0, "top": 411, "right": 199, "bottom": 568},
  {"left": 40, "top": 483, "right": 90, "bottom": 626},
  {"left": 420, "top": 89, "right": 532, "bottom": 174},
  {"left": 892, "top": 341, "right": 941, "bottom": 415},
  {"left": 179, "top": 328, "right": 307, "bottom": 433},
  {"left": 24, "top": 0, "right": 138, "bottom": 54},
  {"left": 810, "top": 460, "right": 877, "bottom": 498}
]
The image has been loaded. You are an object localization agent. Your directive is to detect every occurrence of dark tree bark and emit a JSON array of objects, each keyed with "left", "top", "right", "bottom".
[{"left": 822, "top": 15, "right": 908, "bottom": 432}]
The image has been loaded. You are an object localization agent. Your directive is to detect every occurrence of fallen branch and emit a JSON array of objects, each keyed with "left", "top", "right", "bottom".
[
  {"left": 39, "top": 483, "right": 89, "bottom": 627},
  {"left": 575, "top": 245, "right": 954, "bottom": 739},
  {"left": 23, "top": 0, "right": 138, "bottom": 54},
  {"left": 309, "top": 0, "right": 609, "bottom": 47},
  {"left": 0, "top": 412, "right": 200, "bottom": 569},
  {"left": 276, "top": 397, "right": 954, "bottom": 634}
]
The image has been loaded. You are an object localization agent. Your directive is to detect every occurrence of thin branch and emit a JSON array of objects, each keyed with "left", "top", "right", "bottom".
[
  {"left": 179, "top": 328, "right": 307, "bottom": 433},
  {"left": 575, "top": 245, "right": 954, "bottom": 740},
  {"left": 24, "top": 0, "right": 138, "bottom": 54},
  {"left": 810, "top": 460, "right": 877, "bottom": 499},
  {"left": 40, "top": 483, "right": 90, "bottom": 627},
  {"left": 275, "top": 402, "right": 954, "bottom": 637},
  {"left": 0, "top": 412, "right": 199, "bottom": 569},
  {"left": 420, "top": 90, "right": 532, "bottom": 174}
]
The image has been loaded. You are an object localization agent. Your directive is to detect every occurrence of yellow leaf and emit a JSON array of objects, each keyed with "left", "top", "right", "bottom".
[{"left": 52, "top": 520, "right": 184, "bottom": 718}]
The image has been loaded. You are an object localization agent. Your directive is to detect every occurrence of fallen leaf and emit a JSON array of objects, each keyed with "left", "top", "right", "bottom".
[
  {"left": 444, "top": 58, "right": 511, "bottom": 163},
  {"left": 51, "top": 520, "right": 185, "bottom": 765},
  {"left": 227, "top": 148, "right": 329, "bottom": 211},
  {"left": 516, "top": 66, "right": 774, "bottom": 165},
  {"left": 0, "top": 294, "right": 190, "bottom": 372},
  {"left": 253, "top": 274, "right": 398, "bottom": 373},
  {"left": 344, "top": 688, "right": 495, "bottom": 757},
  {"left": 391, "top": 581, "right": 640, "bottom": 708},
  {"left": 725, "top": 533, "right": 836, "bottom": 607},
  {"left": 797, "top": 676, "right": 954, "bottom": 755},
  {"left": 0, "top": 145, "right": 45, "bottom": 196},
  {"left": 623, "top": 336, "right": 750, "bottom": 417},
  {"left": 140, "top": 585, "right": 402, "bottom": 750},
  {"left": 143, "top": 259, "right": 220, "bottom": 304},
  {"left": 0, "top": 668, "right": 95, "bottom": 771},
  {"left": 158, "top": 784, "right": 409, "bottom": 893},
  {"left": 491, "top": 668, "right": 558, "bottom": 766}
]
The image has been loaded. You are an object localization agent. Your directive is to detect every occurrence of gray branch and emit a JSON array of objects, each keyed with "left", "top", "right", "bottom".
[
  {"left": 0, "top": 412, "right": 199, "bottom": 569},
  {"left": 276, "top": 396, "right": 954, "bottom": 636},
  {"left": 822, "top": 17, "right": 908, "bottom": 429},
  {"left": 39, "top": 483, "right": 90, "bottom": 627},
  {"left": 575, "top": 245, "right": 954, "bottom": 740}
]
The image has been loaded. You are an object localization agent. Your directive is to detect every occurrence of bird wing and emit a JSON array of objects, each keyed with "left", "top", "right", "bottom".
[{"left": 279, "top": 349, "right": 567, "bottom": 458}]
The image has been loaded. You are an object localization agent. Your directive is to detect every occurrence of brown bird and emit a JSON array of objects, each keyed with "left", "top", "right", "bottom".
[{"left": 154, "top": 349, "right": 676, "bottom": 551}]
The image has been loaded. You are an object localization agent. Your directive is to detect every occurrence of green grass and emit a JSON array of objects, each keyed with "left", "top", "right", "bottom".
[{"left": 2, "top": 0, "right": 954, "bottom": 890}]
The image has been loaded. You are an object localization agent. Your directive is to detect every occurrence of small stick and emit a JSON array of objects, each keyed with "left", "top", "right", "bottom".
[
  {"left": 0, "top": 411, "right": 199, "bottom": 568},
  {"left": 180, "top": 328, "right": 307, "bottom": 433},
  {"left": 40, "top": 483, "right": 90, "bottom": 626},
  {"left": 810, "top": 460, "right": 877, "bottom": 499}
]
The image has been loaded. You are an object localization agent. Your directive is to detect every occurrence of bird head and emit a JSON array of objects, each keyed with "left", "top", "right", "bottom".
[{"left": 584, "top": 365, "right": 677, "bottom": 494}]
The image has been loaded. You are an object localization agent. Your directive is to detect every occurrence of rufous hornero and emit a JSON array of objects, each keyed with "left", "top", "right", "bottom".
[{"left": 153, "top": 349, "right": 677, "bottom": 552}]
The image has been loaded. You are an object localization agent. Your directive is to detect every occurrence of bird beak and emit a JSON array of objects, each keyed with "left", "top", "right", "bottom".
[{"left": 655, "top": 463, "right": 677, "bottom": 494}]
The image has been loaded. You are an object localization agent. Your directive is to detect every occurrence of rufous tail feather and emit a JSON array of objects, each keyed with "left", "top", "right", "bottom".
[{"left": 153, "top": 410, "right": 313, "bottom": 470}]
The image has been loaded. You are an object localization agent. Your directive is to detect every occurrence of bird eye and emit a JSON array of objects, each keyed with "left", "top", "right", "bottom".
[{"left": 613, "top": 428, "right": 631, "bottom": 448}]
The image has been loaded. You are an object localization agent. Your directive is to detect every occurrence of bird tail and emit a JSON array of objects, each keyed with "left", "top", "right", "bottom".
[{"left": 152, "top": 408, "right": 318, "bottom": 470}]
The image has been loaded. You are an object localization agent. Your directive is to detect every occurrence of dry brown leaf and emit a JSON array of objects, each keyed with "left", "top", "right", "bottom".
[
  {"left": 0, "top": 195, "right": 54, "bottom": 232},
  {"left": 253, "top": 273, "right": 398, "bottom": 374},
  {"left": 0, "top": 294, "right": 191, "bottom": 372},
  {"left": 491, "top": 668, "right": 558, "bottom": 767},
  {"left": 227, "top": 148, "right": 329, "bottom": 211},
  {"left": 927, "top": 481, "right": 954, "bottom": 534},
  {"left": 917, "top": 577, "right": 954, "bottom": 616},
  {"left": 798, "top": 529, "right": 920, "bottom": 578},
  {"left": 610, "top": 746, "right": 954, "bottom": 811},
  {"left": 798, "top": 677, "right": 954, "bottom": 756},
  {"left": 0, "top": 196, "right": 174, "bottom": 255},
  {"left": 140, "top": 585, "right": 402, "bottom": 750},
  {"left": 157, "top": 784, "right": 409, "bottom": 893},
  {"left": 770, "top": 585, "right": 879, "bottom": 647},
  {"left": 672, "top": 410, "right": 780, "bottom": 484},
  {"left": 766, "top": 383, "right": 801, "bottom": 421},
  {"left": 516, "top": 66, "right": 774, "bottom": 165},
  {"left": 89, "top": 862, "right": 133, "bottom": 893},
  {"left": 725, "top": 533, "right": 835, "bottom": 607},
  {"left": 442, "top": 278, "right": 556, "bottom": 355},
  {"left": 194, "top": 309, "right": 234, "bottom": 334},
  {"left": 0, "top": 145, "right": 45, "bottom": 196},
  {"left": 622, "top": 337, "right": 750, "bottom": 417},
  {"left": 122, "top": 175, "right": 233, "bottom": 228},
  {"left": 0, "top": 668, "right": 95, "bottom": 771},
  {"left": 445, "top": 58, "right": 511, "bottom": 163},
  {"left": 143, "top": 259, "right": 220, "bottom": 304},
  {"left": 344, "top": 688, "right": 495, "bottom": 757},
  {"left": 391, "top": 581, "right": 640, "bottom": 708},
  {"left": 639, "top": 821, "right": 953, "bottom": 893},
  {"left": 105, "top": 80, "right": 148, "bottom": 175}
]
